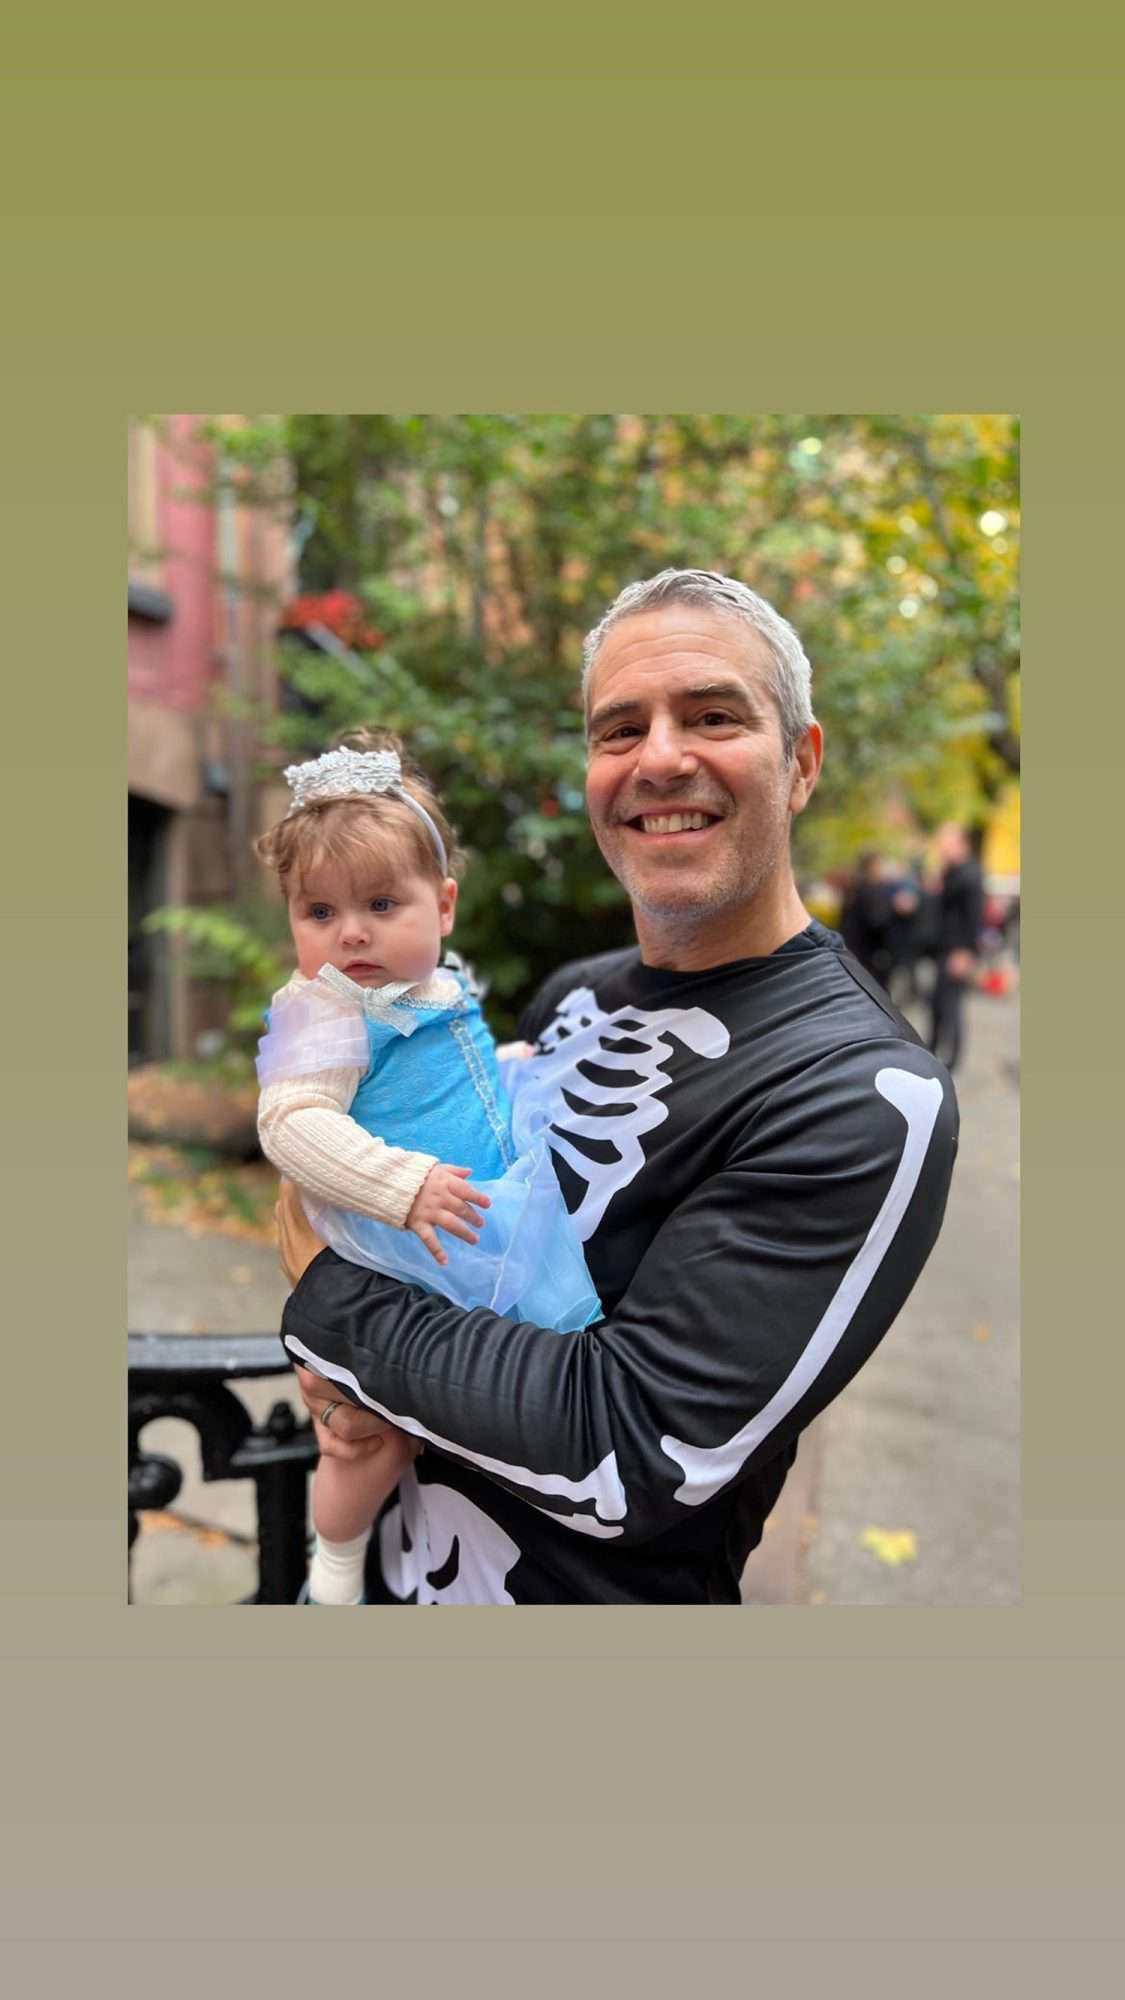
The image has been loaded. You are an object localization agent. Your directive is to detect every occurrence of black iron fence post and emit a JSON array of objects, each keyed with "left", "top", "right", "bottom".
[{"left": 128, "top": 1334, "right": 318, "bottom": 1604}]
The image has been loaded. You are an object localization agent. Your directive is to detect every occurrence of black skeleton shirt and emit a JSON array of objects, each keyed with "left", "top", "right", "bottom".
[{"left": 282, "top": 922, "right": 959, "bottom": 1603}]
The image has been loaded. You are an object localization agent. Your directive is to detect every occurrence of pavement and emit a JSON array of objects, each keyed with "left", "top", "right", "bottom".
[{"left": 129, "top": 981, "right": 1019, "bottom": 1607}]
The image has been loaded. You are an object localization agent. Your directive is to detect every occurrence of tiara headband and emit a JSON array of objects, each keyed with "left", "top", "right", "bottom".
[{"left": 282, "top": 746, "right": 449, "bottom": 875}]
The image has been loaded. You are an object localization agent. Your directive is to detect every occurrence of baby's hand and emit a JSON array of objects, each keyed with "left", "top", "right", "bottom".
[{"left": 406, "top": 1163, "right": 491, "bottom": 1266}]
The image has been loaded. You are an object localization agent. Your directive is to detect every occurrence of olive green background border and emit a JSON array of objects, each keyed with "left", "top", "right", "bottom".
[{"left": 2, "top": 30, "right": 1121, "bottom": 1988}]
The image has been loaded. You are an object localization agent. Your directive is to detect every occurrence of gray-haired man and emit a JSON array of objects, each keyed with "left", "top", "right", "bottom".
[{"left": 279, "top": 569, "right": 958, "bottom": 1603}]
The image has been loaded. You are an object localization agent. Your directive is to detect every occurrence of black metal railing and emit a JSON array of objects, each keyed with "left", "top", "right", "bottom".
[{"left": 128, "top": 1333, "right": 318, "bottom": 1604}]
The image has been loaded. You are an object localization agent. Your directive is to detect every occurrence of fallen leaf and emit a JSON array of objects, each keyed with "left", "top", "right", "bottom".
[
  {"left": 972, "top": 1322, "right": 992, "bottom": 1342},
  {"left": 229, "top": 1265, "right": 254, "bottom": 1286},
  {"left": 137, "top": 1511, "right": 236, "bottom": 1549},
  {"left": 860, "top": 1526, "right": 917, "bottom": 1567}
]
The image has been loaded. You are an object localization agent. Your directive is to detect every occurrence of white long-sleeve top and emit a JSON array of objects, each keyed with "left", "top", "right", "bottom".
[{"left": 256, "top": 970, "right": 458, "bottom": 1229}]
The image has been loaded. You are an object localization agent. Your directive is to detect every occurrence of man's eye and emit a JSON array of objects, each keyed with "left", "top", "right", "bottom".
[
  {"left": 604, "top": 723, "right": 641, "bottom": 743},
  {"left": 696, "top": 710, "right": 736, "bottom": 727}
]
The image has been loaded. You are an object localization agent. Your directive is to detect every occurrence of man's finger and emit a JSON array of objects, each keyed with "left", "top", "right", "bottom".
[
  {"left": 314, "top": 1428, "right": 386, "bottom": 1464},
  {"left": 314, "top": 1410, "right": 382, "bottom": 1449}
]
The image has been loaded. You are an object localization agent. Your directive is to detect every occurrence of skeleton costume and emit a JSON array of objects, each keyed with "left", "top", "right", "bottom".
[{"left": 282, "top": 922, "right": 959, "bottom": 1604}]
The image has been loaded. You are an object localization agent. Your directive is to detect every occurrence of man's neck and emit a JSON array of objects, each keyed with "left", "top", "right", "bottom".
[{"left": 634, "top": 878, "right": 813, "bottom": 972}]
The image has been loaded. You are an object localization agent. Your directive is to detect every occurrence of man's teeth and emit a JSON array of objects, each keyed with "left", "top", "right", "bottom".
[{"left": 637, "top": 812, "right": 714, "bottom": 834}]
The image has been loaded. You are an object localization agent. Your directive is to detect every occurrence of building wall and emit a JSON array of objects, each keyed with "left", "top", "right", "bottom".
[{"left": 128, "top": 415, "right": 293, "bottom": 1060}]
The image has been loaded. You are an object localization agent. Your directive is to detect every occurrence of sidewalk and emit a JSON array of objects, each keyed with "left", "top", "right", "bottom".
[{"left": 130, "top": 984, "right": 1019, "bottom": 1606}]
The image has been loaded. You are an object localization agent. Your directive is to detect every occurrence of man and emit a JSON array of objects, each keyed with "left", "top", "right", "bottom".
[
  {"left": 278, "top": 569, "right": 959, "bottom": 1604},
  {"left": 926, "top": 822, "right": 984, "bottom": 1076}
]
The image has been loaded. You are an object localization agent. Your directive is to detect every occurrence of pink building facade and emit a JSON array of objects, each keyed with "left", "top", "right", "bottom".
[{"left": 128, "top": 416, "right": 293, "bottom": 1061}]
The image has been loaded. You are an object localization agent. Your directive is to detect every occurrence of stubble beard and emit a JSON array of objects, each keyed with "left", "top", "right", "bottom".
[{"left": 599, "top": 801, "right": 792, "bottom": 941}]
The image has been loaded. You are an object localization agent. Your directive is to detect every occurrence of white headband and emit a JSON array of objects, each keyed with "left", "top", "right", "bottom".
[{"left": 282, "top": 745, "right": 449, "bottom": 875}]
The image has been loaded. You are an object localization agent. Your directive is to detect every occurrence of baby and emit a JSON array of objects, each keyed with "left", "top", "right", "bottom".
[{"left": 255, "top": 729, "right": 598, "bottom": 1603}]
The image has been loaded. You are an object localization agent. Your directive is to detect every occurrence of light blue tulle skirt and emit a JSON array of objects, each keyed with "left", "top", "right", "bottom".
[{"left": 302, "top": 1066, "right": 601, "bottom": 1334}]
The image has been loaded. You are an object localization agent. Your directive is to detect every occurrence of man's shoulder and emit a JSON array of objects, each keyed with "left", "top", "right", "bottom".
[
  {"left": 807, "top": 926, "right": 924, "bottom": 1044},
  {"left": 728, "top": 924, "right": 950, "bottom": 1096}
]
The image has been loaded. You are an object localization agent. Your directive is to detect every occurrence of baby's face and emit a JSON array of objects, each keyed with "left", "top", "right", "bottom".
[{"left": 288, "top": 858, "right": 457, "bottom": 988}]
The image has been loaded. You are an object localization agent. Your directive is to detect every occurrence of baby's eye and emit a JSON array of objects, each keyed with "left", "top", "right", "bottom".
[
  {"left": 309, "top": 904, "right": 333, "bottom": 921},
  {"left": 370, "top": 896, "right": 396, "bottom": 913}
]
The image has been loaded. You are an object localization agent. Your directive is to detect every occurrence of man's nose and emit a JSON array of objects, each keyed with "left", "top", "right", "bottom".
[{"left": 634, "top": 719, "right": 697, "bottom": 784}]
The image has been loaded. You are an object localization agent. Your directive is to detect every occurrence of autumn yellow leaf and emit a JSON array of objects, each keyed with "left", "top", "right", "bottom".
[
  {"left": 860, "top": 1526, "right": 917, "bottom": 1567},
  {"left": 972, "top": 1323, "right": 992, "bottom": 1342}
]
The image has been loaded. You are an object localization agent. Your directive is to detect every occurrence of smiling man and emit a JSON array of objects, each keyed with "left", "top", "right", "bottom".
[{"left": 278, "top": 569, "right": 959, "bottom": 1604}]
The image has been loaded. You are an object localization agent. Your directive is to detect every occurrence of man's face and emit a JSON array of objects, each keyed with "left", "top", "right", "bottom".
[{"left": 584, "top": 606, "right": 819, "bottom": 934}]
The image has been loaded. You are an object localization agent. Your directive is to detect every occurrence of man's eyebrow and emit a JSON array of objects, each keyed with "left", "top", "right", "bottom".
[{"left": 587, "top": 680, "right": 759, "bottom": 734}]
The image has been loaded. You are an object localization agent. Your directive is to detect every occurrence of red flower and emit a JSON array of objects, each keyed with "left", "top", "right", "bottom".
[{"left": 279, "top": 591, "right": 383, "bottom": 649}]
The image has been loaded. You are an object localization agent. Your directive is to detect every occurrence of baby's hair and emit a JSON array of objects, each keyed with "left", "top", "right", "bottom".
[{"left": 255, "top": 727, "right": 465, "bottom": 894}]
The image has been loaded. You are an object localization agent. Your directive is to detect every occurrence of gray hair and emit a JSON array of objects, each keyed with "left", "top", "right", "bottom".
[{"left": 581, "top": 568, "right": 815, "bottom": 758}]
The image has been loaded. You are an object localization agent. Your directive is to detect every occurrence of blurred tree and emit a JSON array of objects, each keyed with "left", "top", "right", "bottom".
[{"left": 192, "top": 412, "right": 1019, "bottom": 1032}]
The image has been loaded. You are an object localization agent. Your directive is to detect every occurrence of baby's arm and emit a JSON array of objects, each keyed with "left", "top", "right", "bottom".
[
  {"left": 258, "top": 1065, "right": 439, "bottom": 1230},
  {"left": 257, "top": 976, "right": 491, "bottom": 1258},
  {"left": 260, "top": 1074, "right": 491, "bottom": 1261}
]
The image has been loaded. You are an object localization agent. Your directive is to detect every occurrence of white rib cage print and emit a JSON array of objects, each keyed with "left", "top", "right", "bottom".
[{"left": 509, "top": 985, "right": 731, "bottom": 1242}]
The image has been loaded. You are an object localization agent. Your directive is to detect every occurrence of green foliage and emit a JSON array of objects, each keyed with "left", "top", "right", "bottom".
[
  {"left": 142, "top": 902, "right": 291, "bottom": 1046},
  {"left": 181, "top": 413, "right": 1019, "bottom": 1034}
]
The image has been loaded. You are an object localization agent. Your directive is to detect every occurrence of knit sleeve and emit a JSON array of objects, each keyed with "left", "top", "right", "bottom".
[{"left": 258, "top": 1070, "right": 438, "bottom": 1229}]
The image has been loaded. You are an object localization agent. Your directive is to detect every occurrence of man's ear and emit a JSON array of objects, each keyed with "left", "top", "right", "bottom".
[
  {"left": 438, "top": 876, "right": 459, "bottom": 935},
  {"left": 788, "top": 722, "right": 824, "bottom": 817}
]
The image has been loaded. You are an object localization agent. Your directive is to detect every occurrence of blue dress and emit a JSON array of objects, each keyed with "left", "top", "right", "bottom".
[{"left": 257, "top": 964, "right": 600, "bottom": 1334}]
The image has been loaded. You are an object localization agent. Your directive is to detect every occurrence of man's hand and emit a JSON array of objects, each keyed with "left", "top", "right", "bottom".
[
  {"left": 945, "top": 948, "right": 975, "bottom": 981},
  {"left": 295, "top": 1363, "right": 423, "bottom": 1464},
  {"left": 405, "top": 1162, "right": 491, "bottom": 1266},
  {"left": 275, "top": 1176, "right": 329, "bottom": 1287}
]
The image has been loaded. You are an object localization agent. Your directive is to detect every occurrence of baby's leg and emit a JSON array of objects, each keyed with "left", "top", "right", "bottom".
[{"left": 307, "top": 1428, "right": 417, "bottom": 1605}]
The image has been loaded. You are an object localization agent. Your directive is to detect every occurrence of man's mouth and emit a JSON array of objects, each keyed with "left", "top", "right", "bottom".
[{"left": 624, "top": 810, "right": 722, "bottom": 836}]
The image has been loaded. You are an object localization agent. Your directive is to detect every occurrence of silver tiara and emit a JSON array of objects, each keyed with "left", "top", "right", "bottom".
[{"left": 282, "top": 746, "right": 448, "bottom": 874}]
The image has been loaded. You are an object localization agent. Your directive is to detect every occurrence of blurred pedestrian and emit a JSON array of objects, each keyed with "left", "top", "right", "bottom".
[
  {"left": 840, "top": 851, "right": 893, "bottom": 989},
  {"left": 884, "top": 859, "right": 923, "bottom": 1007},
  {"left": 927, "top": 823, "right": 984, "bottom": 1074}
]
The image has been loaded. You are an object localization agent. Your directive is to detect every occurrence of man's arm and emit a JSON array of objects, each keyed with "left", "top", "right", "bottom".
[{"left": 283, "top": 1042, "right": 958, "bottom": 1544}]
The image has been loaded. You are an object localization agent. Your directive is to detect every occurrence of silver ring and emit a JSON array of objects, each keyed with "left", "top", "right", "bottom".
[{"left": 319, "top": 1400, "right": 342, "bottom": 1430}]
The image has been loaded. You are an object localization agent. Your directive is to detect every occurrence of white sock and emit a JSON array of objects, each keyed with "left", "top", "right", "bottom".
[{"left": 307, "top": 1530, "right": 369, "bottom": 1605}]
